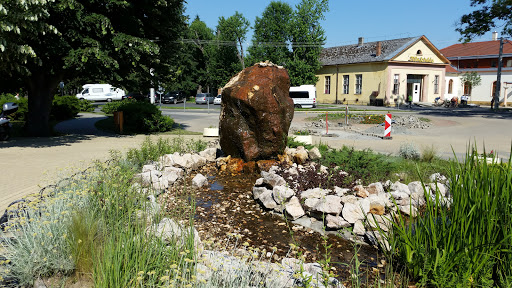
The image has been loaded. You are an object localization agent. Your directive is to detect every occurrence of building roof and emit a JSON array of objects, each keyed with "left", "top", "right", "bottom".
[
  {"left": 440, "top": 40, "right": 512, "bottom": 58},
  {"left": 320, "top": 36, "right": 420, "bottom": 66},
  {"left": 446, "top": 65, "right": 459, "bottom": 73}
]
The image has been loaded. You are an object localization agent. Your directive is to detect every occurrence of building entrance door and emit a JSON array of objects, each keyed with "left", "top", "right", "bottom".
[{"left": 413, "top": 83, "right": 421, "bottom": 102}]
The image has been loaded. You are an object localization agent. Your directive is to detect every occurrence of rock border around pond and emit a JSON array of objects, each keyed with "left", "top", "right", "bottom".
[{"left": 134, "top": 145, "right": 451, "bottom": 252}]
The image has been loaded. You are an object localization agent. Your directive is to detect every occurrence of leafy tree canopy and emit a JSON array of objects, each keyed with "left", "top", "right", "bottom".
[
  {"left": 248, "top": 1, "right": 293, "bottom": 66},
  {"left": 289, "top": 0, "right": 329, "bottom": 86},
  {"left": 0, "top": 0, "right": 186, "bottom": 136},
  {"left": 457, "top": 0, "right": 512, "bottom": 42}
]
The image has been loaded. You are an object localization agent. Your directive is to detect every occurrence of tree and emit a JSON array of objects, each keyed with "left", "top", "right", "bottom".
[
  {"left": 247, "top": 1, "right": 293, "bottom": 66},
  {"left": 180, "top": 16, "right": 216, "bottom": 94},
  {"left": 457, "top": 0, "right": 512, "bottom": 42},
  {"left": 460, "top": 71, "right": 482, "bottom": 98},
  {"left": 217, "top": 12, "right": 250, "bottom": 69},
  {"left": 207, "top": 12, "right": 250, "bottom": 89},
  {"left": 288, "top": 0, "right": 329, "bottom": 86},
  {"left": 0, "top": 0, "right": 186, "bottom": 136}
]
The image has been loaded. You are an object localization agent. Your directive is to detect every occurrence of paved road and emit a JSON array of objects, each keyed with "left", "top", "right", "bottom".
[{"left": 0, "top": 106, "right": 511, "bottom": 212}]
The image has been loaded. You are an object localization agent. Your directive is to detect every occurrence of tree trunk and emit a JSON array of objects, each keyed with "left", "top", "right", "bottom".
[{"left": 25, "top": 71, "right": 60, "bottom": 137}]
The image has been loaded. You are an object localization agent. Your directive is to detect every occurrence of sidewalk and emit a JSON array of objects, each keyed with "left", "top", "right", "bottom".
[{"left": 0, "top": 113, "right": 204, "bottom": 212}]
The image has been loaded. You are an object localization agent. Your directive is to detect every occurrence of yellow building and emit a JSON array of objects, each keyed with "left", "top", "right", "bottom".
[{"left": 316, "top": 35, "right": 450, "bottom": 106}]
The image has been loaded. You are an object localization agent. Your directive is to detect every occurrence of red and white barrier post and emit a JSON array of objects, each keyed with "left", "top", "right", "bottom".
[{"left": 384, "top": 113, "right": 392, "bottom": 139}]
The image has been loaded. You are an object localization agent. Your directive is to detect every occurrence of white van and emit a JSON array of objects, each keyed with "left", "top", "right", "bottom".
[
  {"left": 289, "top": 85, "right": 316, "bottom": 108},
  {"left": 76, "top": 84, "right": 125, "bottom": 102}
]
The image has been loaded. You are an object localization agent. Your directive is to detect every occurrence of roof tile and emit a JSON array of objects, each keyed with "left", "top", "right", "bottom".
[
  {"left": 440, "top": 40, "right": 512, "bottom": 57},
  {"left": 320, "top": 37, "right": 419, "bottom": 65}
]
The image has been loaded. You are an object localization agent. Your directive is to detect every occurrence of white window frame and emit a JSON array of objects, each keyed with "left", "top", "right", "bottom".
[
  {"left": 393, "top": 74, "right": 399, "bottom": 95},
  {"left": 355, "top": 74, "right": 362, "bottom": 94},
  {"left": 343, "top": 75, "right": 349, "bottom": 94},
  {"left": 325, "top": 76, "right": 331, "bottom": 94},
  {"left": 434, "top": 75, "right": 439, "bottom": 94}
]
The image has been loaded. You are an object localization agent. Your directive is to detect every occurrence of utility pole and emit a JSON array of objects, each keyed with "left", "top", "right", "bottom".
[{"left": 494, "top": 37, "right": 504, "bottom": 110}]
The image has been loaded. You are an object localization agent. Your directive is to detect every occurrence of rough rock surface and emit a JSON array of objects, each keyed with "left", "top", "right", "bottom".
[{"left": 219, "top": 63, "right": 294, "bottom": 161}]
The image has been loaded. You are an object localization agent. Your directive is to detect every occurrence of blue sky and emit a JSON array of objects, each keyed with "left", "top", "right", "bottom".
[{"left": 184, "top": 0, "right": 499, "bottom": 50}]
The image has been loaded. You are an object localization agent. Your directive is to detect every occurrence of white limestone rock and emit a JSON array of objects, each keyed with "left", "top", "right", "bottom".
[
  {"left": 390, "top": 191, "right": 410, "bottom": 200},
  {"left": 353, "top": 220, "right": 366, "bottom": 235},
  {"left": 285, "top": 196, "right": 305, "bottom": 220},
  {"left": 390, "top": 181, "right": 410, "bottom": 195},
  {"left": 326, "top": 214, "right": 351, "bottom": 229},
  {"left": 340, "top": 195, "right": 358, "bottom": 204},
  {"left": 273, "top": 186, "right": 295, "bottom": 204},
  {"left": 301, "top": 187, "right": 328, "bottom": 199},
  {"left": 149, "top": 218, "right": 202, "bottom": 249},
  {"left": 192, "top": 173, "right": 208, "bottom": 188},
  {"left": 342, "top": 202, "right": 365, "bottom": 224},
  {"left": 308, "top": 146, "right": 322, "bottom": 160},
  {"left": 399, "top": 204, "right": 418, "bottom": 217},
  {"left": 429, "top": 173, "right": 447, "bottom": 183},
  {"left": 199, "top": 148, "right": 218, "bottom": 162},
  {"left": 253, "top": 186, "right": 270, "bottom": 200},
  {"left": 429, "top": 182, "right": 448, "bottom": 197},
  {"left": 366, "top": 214, "right": 392, "bottom": 232},
  {"left": 259, "top": 190, "right": 278, "bottom": 210},
  {"left": 261, "top": 171, "right": 286, "bottom": 187},
  {"left": 304, "top": 198, "right": 320, "bottom": 211},
  {"left": 334, "top": 186, "right": 350, "bottom": 197},
  {"left": 312, "top": 195, "right": 343, "bottom": 215},
  {"left": 142, "top": 164, "right": 159, "bottom": 172},
  {"left": 367, "top": 182, "right": 385, "bottom": 195}
]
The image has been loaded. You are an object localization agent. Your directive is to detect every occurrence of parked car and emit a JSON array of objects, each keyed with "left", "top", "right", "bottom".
[
  {"left": 195, "top": 93, "right": 214, "bottom": 104},
  {"left": 214, "top": 94, "right": 222, "bottom": 105},
  {"left": 160, "top": 91, "right": 186, "bottom": 104}
]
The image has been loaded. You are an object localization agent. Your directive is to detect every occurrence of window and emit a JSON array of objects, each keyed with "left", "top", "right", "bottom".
[
  {"left": 324, "top": 76, "right": 331, "bottom": 94},
  {"left": 464, "top": 82, "right": 472, "bottom": 95},
  {"left": 393, "top": 74, "right": 399, "bottom": 95},
  {"left": 355, "top": 74, "right": 362, "bottom": 94},
  {"left": 92, "top": 88, "right": 103, "bottom": 93},
  {"left": 434, "top": 75, "right": 439, "bottom": 94},
  {"left": 507, "top": 60, "right": 512, "bottom": 67},
  {"left": 289, "top": 91, "right": 309, "bottom": 98},
  {"left": 448, "top": 79, "right": 453, "bottom": 94},
  {"left": 416, "top": 50, "right": 422, "bottom": 56},
  {"left": 491, "top": 60, "right": 497, "bottom": 67},
  {"left": 343, "top": 75, "right": 349, "bottom": 94}
]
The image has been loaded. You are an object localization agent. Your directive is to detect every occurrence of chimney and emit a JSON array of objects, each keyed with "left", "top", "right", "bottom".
[
  {"left": 492, "top": 31, "right": 498, "bottom": 41},
  {"left": 358, "top": 37, "right": 364, "bottom": 46},
  {"left": 376, "top": 41, "right": 382, "bottom": 56}
]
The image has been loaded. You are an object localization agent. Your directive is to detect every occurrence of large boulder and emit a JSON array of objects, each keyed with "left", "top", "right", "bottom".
[{"left": 219, "top": 63, "right": 294, "bottom": 161}]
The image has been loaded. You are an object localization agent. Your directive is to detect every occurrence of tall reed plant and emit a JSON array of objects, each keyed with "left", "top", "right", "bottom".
[{"left": 385, "top": 147, "right": 512, "bottom": 287}]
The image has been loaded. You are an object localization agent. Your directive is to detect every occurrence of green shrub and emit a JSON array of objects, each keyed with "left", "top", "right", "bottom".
[
  {"left": 317, "top": 145, "right": 399, "bottom": 184},
  {"left": 77, "top": 99, "right": 95, "bottom": 112},
  {"left": 51, "top": 95, "right": 81, "bottom": 120},
  {"left": 101, "top": 101, "right": 125, "bottom": 115},
  {"left": 421, "top": 144, "right": 437, "bottom": 162},
  {"left": 0, "top": 93, "right": 28, "bottom": 121},
  {"left": 118, "top": 102, "right": 174, "bottom": 133},
  {"left": 398, "top": 142, "right": 420, "bottom": 160}
]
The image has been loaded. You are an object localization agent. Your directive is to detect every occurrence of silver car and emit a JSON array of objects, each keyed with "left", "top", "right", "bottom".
[{"left": 195, "top": 93, "right": 214, "bottom": 104}]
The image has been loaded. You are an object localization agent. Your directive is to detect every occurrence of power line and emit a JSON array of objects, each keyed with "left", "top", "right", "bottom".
[{"left": 179, "top": 38, "right": 325, "bottom": 48}]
